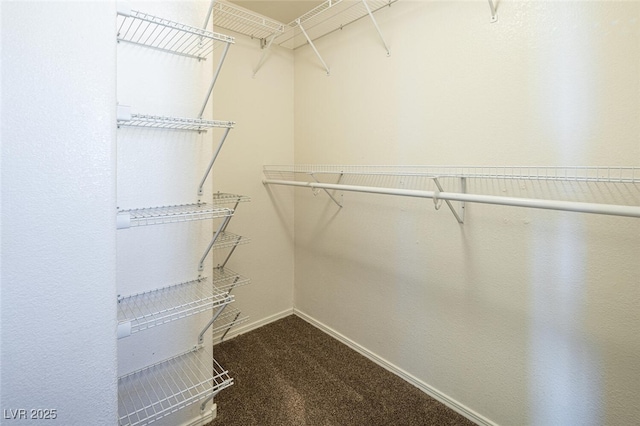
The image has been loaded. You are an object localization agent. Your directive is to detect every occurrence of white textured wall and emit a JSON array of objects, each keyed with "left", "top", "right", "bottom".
[
  {"left": 293, "top": 1, "right": 640, "bottom": 425},
  {"left": 1, "top": 1, "right": 117, "bottom": 424},
  {"left": 211, "top": 30, "right": 295, "bottom": 333}
]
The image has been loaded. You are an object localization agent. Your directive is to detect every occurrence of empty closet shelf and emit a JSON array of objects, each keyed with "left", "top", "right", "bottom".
[
  {"left": 211, "top": 1, "right": 285, "bottom": 41},
  {"left": 117, "top": 277, "right": 234, "bottom": 337},
  {"left": 117, "top": 203, "right": 233, "bottom": 229},
  {"left": 118, "top": 346, "right": 233, "bottom": 426},
  {"left": 211, "top": 306, "right": 249, "bottom": 338},
  {"left": 212, "top": 192, "right": 251, "bottom": 204},
  {"left": 211, "top": 231, "right": 251, "bottom": 250},
  {"left": 117, "top": 113, "right": 235, "bottom": 131},
  {"left": 211, "top": 267, "right": 251, "bottom": 291},
  {"left": 117, "top": 8, "right": 234, "bottom": 60}
]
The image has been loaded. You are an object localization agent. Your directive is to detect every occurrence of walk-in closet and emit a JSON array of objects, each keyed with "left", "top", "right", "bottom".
[{"left": 2, "top": 0, "right": 639, "bottom": 425}]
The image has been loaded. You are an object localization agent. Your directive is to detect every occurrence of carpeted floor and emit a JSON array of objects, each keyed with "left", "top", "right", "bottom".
[{"left": 207, "top": 315, "right": 475, "bottom": 426}]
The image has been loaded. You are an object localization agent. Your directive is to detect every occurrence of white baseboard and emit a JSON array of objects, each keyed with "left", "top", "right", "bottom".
[
  {"left": 214, "top": 307, "right": 294, "bottom": 344},
  {"left": 293, "top": 309, "right": 496, "bottom": 426}
]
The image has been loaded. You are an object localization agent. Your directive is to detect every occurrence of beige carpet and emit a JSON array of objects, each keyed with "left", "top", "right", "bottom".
[{"left": 208, "top": 315, "right": 475, "bottom": 426}]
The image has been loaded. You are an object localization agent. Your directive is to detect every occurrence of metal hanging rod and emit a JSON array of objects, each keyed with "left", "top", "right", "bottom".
[{"left": 262, "top": 179, "right": 640, "bottom": 219}]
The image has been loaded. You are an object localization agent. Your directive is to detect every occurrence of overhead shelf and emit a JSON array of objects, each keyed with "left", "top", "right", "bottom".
[
  {"left": 117, "top": 277, "right": 234, "bottom": 338},
  {"left": 118, "top": 346, "right": 233, "bottom": 426},
  {"left": 278, "top": 0, "right": 398, "bottom": 50},
  {"left": 263, "top": 165, "right": 640, "bottom": 221},
  {"left": 263, "top": 165, "right": 640, "bottom": 184},
  {"left": 117, "top": 7, "right": 234, "bottom": 60},
  {"left": 117, "top": 203, "right": 233, "bottom": 229},
  {"left": 211, "top": 1, "right": 286, "bottom": 40}
]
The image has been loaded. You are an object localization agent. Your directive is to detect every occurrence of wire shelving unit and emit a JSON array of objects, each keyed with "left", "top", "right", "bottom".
[
  {"left": 117, "top": 8, "right": 234, "bottom": 60},
  {"left": 117, "top": 113, "right": 234, "bottom": 132},
  {"left": 212, "top": 192, "right": 251, "bottom": 205},
  {"left": 211, "top": 267, "right": 251, "bottom": 291},
  {"left": 117, "top": 277, "right": 234, "bottom": 336},
  {"left": 116, "top": 203, "right": 233, "bottom": 229},
  {"left": 117, "top": 346, "right": 233, "bottom": 426},
  {"left": 211, "top": 231, "right": 251, "bottom": 250},
  {"left": 211, "top": 306, "right": 249, "bottom": 341},
  {"left": 211, "top": 1, "right": 286, "bottom": 40},
  {"left": 278, "top": 0, "right": 398, "bottom": 49}
]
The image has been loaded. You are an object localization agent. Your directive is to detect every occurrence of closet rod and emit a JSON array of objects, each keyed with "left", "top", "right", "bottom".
[{"left": 262, "top": 179, "right": 640, "bottom": 219}]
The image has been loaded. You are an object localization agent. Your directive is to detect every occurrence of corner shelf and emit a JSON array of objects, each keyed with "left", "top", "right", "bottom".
[
  {"left": 277, "top": 0, "right": 398, "bottom": 50},
  {"left": 117, "top": 346, "right": 233, "bottom": 426},
  {"left": 117, "top": 7, "right": 234, "bottom": 60},
  {"left": 117, "top": 113, "right": 234, "bottom": 132},
  {"left": 117, "top": 277, "right": 234, "bottom": 337},
  {"left": 116, "top": 203, "right": 233, "bottom": 229},
  {"left": 211, "top": 1, "right": 286, "bottom": 41}
]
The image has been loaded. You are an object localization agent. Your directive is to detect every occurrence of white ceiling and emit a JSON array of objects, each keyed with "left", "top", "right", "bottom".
[{"left": 228, "top": 0, "right": 324, "bottom": 24}]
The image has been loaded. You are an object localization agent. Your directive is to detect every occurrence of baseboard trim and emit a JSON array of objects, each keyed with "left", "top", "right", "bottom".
[
  {"left": 214, "top": 308, "right": 294, "bottom": 343},
  {"left": 293, "top": 309, "right": 496, "bottom": 426}
]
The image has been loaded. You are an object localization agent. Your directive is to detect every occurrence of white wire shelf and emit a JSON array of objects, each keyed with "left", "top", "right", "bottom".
[
  {"left": 211, "top": 1, "right": 286, "bottom": 40},
  {"left": 117, "top": 203, "right": 233, "bottom": 229},
  {"left": 117, "top": 8, "right": 234, "bottom": 60},
  {"left": 212, "top": 192, "right": 251, "bottom": 205},
  {"left": 117, "top": 113, "right": 235, "bottom": 132},
  {"left": 212, "top": 231, "right": 251, "bottom": 250},
  {"left": 117, "top": 277, "right": 234, "bottom": 337},
  {"left": 211, "top": 306, "right": 249, "bottom": 341},
  {"left": 277, "top": 0, "right": 397, "bottom": 49},
  {"left": 211, "top": 267, "right": 251, "bottom": 291},
  {"left": 264, "top": 165, "right": 640, "bottom": 184},
  {"left": 118, "top": 346, "right": 232, "bottom": 426}
]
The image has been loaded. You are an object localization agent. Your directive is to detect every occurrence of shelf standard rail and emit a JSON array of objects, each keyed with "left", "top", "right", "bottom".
[{"left": 262, "top": 179, "right": 640, "bottom": 219}]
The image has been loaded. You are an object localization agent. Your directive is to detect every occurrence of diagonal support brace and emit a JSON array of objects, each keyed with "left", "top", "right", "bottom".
[
  {"left": 488, "top": 0, "right": 498, "bottom": 23},
  {"left": 198, "top": 127, "right": 232, "bottom": 196},
  {"left": 433, "top": 177, "right": 465, "bottom": 224},
  {"left": 297, "top": 19, "right": 330, "bottom": 75},
  {"left": 310, "top": 173, "right": 343, "bottom": 207},
  {"left": 198, "top": 42, "right": 231, "bottom": 118},
  {"left": 253, "top": 32, "right": 278, "bottom": 78},
  {"left": 362, "top": 0, "right": 391, "bottom": 56}
]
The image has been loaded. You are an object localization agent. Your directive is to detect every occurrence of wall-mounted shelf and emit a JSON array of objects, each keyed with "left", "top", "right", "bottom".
[
  {"left": 117, "top": 345, "right": 233, "bottom": 426},
  {"left": 116, "top": 203, "right": 233, "bottom": 229},
  {"left": 211, "top": 267, "right": 251, "bottom": 291},
  {"left": 263, "top": 165, "right": 640, "bottom": 221},
  {"left": 278, "top": 0, "right": 397, "bottom": 50},
  {"left": 117, "top": 277, "right": 234, "bottom": 338},
  {"left": 117, "top": 7, "right": 234, "bottom": 60},
  {"left": 211, "top": 231, "right": 251, "bottom": 250},
  {"left": 211, "top": 306, "right": 249, "bottom": 340},
  {"left": 211, "top": 1, "right": 286, "bottom": 40},
  {"left": 117, "top": 111, "right": 234, "bottom": 132},
  {"left": 212, "top": 192, "right": 251, "bottom": 205}
]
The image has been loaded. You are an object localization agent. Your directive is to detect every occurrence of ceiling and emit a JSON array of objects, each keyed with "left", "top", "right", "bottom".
[{"left": 228, "top": 0, "right": 324, "bottom": 24}]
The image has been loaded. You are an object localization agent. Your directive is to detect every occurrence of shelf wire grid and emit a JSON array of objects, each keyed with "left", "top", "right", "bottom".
[
  {"left": 117, "top": 113, "right": 235, "bottom": 132},
  {"left": 117, "top": 277, "right": 234, "bottom": 335},
  {"left": 278, "top": 0, "right": 397, "bottom": 49},
  {"left": 211, "top": 267, "right": 251, "bottom": 291},
  {"left": 117, "top": 9, "right": 235, "bottom": 60},
  {"left": 212, "top": 231, "right": 251, "bottom": 250},
  {"left": 212, "top": 192, "right": 251, "bottom": 205},
  {"left": 118, "top": 346, "right": 232, "bottom": 426},
  {"left": 263, "top": 165, "right": 640, "bottom": 184},
  {"left": 117, "top": 203, "right": 233, "bottom": 228},
  {"left": 211, "top": 306, "right": 249, "bottom": 340},
  {"left": 212, "top": 1, "right": 286, "bottom": 40}
]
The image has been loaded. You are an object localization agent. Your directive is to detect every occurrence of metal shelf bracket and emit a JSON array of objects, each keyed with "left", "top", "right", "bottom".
[
  {"left": 198, "top": 42, "right": 232, "bottom": 118},
  {"left": 198, "top": 127, "right": 232, "bottom": 197},
  {"left": 253, "top": 33, "right": 279, "bottom": 78},
  {"left": 309, "top": 172, "right": 343, "bottom": 207},
  {"left": 297, "top": 19, "right": 331, "bottom": 76},
  {"left": 432, "top": 177, "right": 465, "bottom": 224},
  {"left": 488, "top": 0, "right": 498, "bottom": 23},
  {"left": 199, "top": 216, "right": 232, "bottom": 272},
  {"left": 362, "top": 0, "right": 391, "bottom": 56}
]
